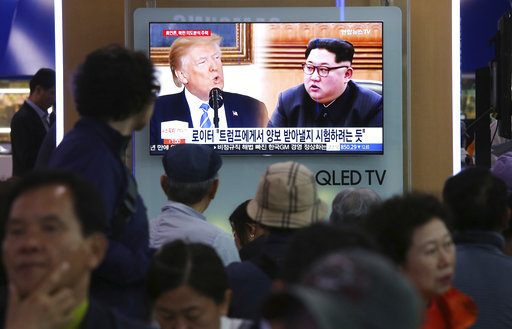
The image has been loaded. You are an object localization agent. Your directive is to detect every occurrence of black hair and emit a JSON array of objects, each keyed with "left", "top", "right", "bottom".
[
  {"left": 72, "top": 44, "right": 159, "bottom": 122},
  {"left": 279, "top": 222, "right": 378, "bottom": 284},
  {"left": 5, "top": 170, "right": 106, "bottom": 236},
  {"left": 29, "top": 68, "right": 55, "bottom": 94},
  {"left": 146, "top": 240, "right": 228, "bottom": 304},
  {"left": 229, "top": 200, "right": 259, "bottom": 246},
  {"left": 364, "top": 192, "right": 452, "bottom": 265},
  {"left": 443, "top": 166, "right": 508, "bottom": 231},
  {"left": 305, "top": 38, "right": 354, "bottom": 63}
]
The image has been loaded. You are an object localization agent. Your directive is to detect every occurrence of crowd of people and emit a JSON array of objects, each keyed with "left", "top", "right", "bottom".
[{"left": 6, "top": 41, "right": 512, "bottom": 329}]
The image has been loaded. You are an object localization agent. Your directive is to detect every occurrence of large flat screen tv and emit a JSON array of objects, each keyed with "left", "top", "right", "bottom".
[{"left": 147, "top": 21, "right": 383, "bottom": 155}]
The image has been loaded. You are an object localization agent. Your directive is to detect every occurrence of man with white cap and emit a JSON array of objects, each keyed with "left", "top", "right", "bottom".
[{"left": 226, "top": 161, "right": 328, "bottom": 319}]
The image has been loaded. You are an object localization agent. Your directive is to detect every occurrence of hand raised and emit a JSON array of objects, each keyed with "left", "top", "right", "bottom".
[{"left": 5, "top": 262, "right": 78, "bottom": 329}]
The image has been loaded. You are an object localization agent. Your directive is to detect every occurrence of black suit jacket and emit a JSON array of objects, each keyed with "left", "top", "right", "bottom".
[
  {"left": 10, "top": 101, "right": 48, "bottom": 176},
  {"left": 150, "top": 90, "right": 268, "bottom": 145},
  {"left": 267, "top": 80, "right": 383, "bottom": 128}
]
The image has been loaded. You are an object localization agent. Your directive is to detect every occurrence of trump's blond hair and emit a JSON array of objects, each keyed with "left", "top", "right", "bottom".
[{"left": 168, "top": 33, "right": 222, "bottom": 87}]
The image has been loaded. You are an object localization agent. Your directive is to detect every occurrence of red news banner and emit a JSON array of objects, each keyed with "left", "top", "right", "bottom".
[{"left": 162, "top": 30, "right": 211, "bottom": 37}]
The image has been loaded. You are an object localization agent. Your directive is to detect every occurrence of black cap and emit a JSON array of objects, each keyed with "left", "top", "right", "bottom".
[{"left": 162, "top": 144, "right": 222, "bottom": 183}]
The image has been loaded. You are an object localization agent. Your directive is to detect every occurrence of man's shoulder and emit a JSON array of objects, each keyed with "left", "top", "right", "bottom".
[
  {"left": 277, "top": 84, "right": 309, "bottom": 108},
  {"left": 11, "top": 103, "right": 38, "bottom": 123},
  {"left": 280, "top": 84, "right": 306, "bottom": 98},
  {"left": 150, "top": 207, "right": 230, "bottom": 248},
  {"left": 156, "top": 91, "right": 185, "bottom": 104},
  {"left": 350, "top": 81, "right": 382, "bottom": 101},
  {"left": 456, "top": 242, "right": 512, "bottom": 270},
  {"left": 226, "top": 259, "right": 271, "bottom": 282},
  {"left": 223, "top": 91, "right": 264, "bottom": 105},
  {"left": 49, "top": 127, "right": 124, "bottom": 186},
  {"left": 50, "top": 128, "right": 111, "bottom": 163}
]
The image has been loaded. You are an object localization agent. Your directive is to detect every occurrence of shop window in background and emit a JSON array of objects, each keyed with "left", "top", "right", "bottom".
[
  {"left": 0, "top": 80, "right": 30, "bottom": 154},
  {"left": 461, "top": 73, "right": 475, "bottom": 121}
]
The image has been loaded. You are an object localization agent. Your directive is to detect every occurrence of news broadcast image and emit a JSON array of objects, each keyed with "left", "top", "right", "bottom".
[{"left": 148, "top": 22, "right": 383, "bottom": 155}]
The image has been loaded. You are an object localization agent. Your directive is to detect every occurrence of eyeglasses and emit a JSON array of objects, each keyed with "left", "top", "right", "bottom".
[{"left": 302, "top": 63, "right": 350, "bottom": 77}]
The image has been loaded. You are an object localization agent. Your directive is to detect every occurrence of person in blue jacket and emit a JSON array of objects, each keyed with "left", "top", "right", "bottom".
[
  {"left": 47, "top": 45, "right": 159, "bottom": 321},
  {"left": 267, "top": 38, "right": 382, "bottom": 128}
]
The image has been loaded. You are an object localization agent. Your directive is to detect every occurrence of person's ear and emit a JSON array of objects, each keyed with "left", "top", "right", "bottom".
[
  {"left": 502, "top": 207, "right": 511, "bottom": 232},
  {"left": 208, "top": 179, "right": 219, "bottom": 200},
  {"left": 246, "top": 223, "right": 256, "bottom": 235},
  {"left": 246, "top": 223, "right": 256, "bottom": 241},
  {"left": 30, "top": 85, "right": 43, "bottom": 100},
  {"left": 219, "top": 289, "right": 232, "bottom": 316},
  {"left": 85, "top": 233, "right": 108, "bottom": 269},
  {"left": 176, "top": 69, "right": 188, "bottom": 85},
  {"left": 272, "top": 279, "right": 287, "bottom": 293},
  {"left": 345, "top": 67, "right": 353, "bottom": 79},
  {"left": 160, "top": 175, "right": 168, "bottom": 195}
]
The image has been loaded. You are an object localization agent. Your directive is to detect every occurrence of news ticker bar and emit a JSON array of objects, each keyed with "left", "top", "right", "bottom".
[
  {"left": 152, "top": 127, "right": 383, "bottom": 153},
  {"left": 160, "top": 127, "right": 382, "bottom": 145},
  {"left": 151, "top": 143, "right": 382, "bottom": 153}
]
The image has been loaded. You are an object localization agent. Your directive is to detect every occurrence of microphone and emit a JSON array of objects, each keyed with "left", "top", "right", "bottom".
[{"left": 209, "top": 88, "right": 223, "bottom": 128}]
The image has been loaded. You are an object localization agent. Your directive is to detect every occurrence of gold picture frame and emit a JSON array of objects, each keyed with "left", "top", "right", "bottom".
[{"left": 150, "top": 23, "right": 252, "bottom": 66}]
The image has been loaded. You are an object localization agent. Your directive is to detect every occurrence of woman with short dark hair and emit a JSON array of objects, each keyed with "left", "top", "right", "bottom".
[{"left": 364, "top": 193, "right": 477, "bottom": 329}]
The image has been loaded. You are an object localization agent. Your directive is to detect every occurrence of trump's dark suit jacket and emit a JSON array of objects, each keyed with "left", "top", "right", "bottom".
[
  {"left": 10, "top": 101, "right": 47, "bottom": 176},
  {"left": 150, "top": 90, "right": 268, "bottom": 145},
  {"left": 267, "top": 80, "right": 382, "bottom": 128}
]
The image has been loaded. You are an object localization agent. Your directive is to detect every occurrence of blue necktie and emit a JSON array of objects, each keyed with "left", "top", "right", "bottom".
[{"left": 199, "top": 103, "right": 212, "bottom": 128}]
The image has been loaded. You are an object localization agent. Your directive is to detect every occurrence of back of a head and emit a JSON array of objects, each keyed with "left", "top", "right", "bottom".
[
  {"left": 330, "top": 188, "right": 382, "bottom": 227},
  {"left": 169, "top": 33, "right": 222, "bottom": 87},
  {"left": 491, "top": 152, "right": 512, "bottom": 194},
  {"left": 443, "top": 166, "right": 508, "bottom": 231},
  {"left": 279, "top": 222, "right": 378, "bottom": 285},
  {"left": 263, "top": 250, "right": 421, "bottom": 329},
  {"left": 305, "top": 38, "right": 354, "bottom": 63},
  {"left": 30, "top": 68, "right": 55, "bottom": 94},
  {"left": 73, "top": 44, "right": 159, "bottom": 122},
  {"left": 146, "top": 240, "right": 228, "bottom": 304},
  {"left": 6, "top": 169, "right": 106, "bottom": 236},
  {"left": 161, "top": 144, "right": 222, "bottom": 205},
  {"left": 364, "top": 192, "right": 451, "bottom": 265},
  {"left": 247, "top": 161, "right": 328, "bottom": 230}
]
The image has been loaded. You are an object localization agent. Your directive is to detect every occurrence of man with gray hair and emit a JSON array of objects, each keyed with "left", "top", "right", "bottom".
[
  {"left": 149, "top": 144, "right": 240, "bottom": 265},
  {"left": 329, "top": 187, "right": 382, "bottom": 226}
]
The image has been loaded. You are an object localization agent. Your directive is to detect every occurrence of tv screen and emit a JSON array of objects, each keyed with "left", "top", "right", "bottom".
[{"left": 148, "top": 22, "right": 383, "bottom": 155}]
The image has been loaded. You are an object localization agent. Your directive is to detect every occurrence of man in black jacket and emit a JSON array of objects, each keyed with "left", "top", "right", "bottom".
[
  {"left": 10, "top": 68, "right": 55, "bottom": 177},
  {"left": 267, "top": 38, "right": 382, "bottom": 128}
]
